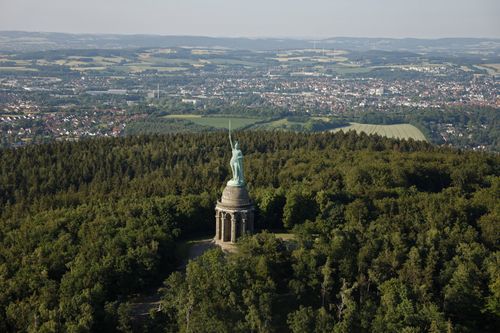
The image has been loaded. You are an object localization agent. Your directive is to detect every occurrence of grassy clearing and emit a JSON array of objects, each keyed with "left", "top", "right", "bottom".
[
  {"left": 191, "top": 49, "right": 226, "bottom": 56},
  {"left": 150, "top": 48, "right": 175, "bottom": 55},
  {"left": 483, "top": 63, "right": 500, "bottom": 70},
  {"left": 317, "top": 56, "right": 348, "bottom": 63},
  {"left": 252, "top": 118, "right": 304, "bottom": 130},
  {"left": 190, "top": 116, "right": 263, "bottom": 129},
  {"left": 479, "top": 64, "right": 500, "bottom": 74},
  {"left": 70, "top": 67, "right": 107, "bottom": 71},
  {"left": 124, "top": 64, "right": 188, "bottom": 73},
  {"left": 165, "top": 115, "right": 264, "bottom": 129},
  {"left": 0, "top": 67, "right": 37, "bottom": 72},
  {"left": 208, "top": 58, "right": 261, "bottom": 67},
  {"left": 331, "top": 65, "right": 372, "bottom": 74},
  {"left": 33, "top": 54, "right": 194, "bottom": 72},
  {"left": 155, "top": 67, "right": 189, "bottom": 72},
  {"left": 474, "top": 65, "right": 497, "bottom": 75},
  {"left": 48, "top": 56, "right": 124, "bottom": 69},
  {"left": 332, "top": 122, "right": 427, "bottom": 141},
  {"left": 250, "top": 117, "right": 338, "bottom": 131},
  {"left": 163, "top": 114, "right": 202, "bottom": 119},
  {"left": 148, "top": 58, "right": 198, "bottom": 65},
  {"left": 66, "top": 56, "right": 124, "bottom": 64},
  {"left": 0, "top": 59, "right": 31, "bottom": 66},
  {"left": 311, "top": 116, "right": 331, "bottom": 121}
]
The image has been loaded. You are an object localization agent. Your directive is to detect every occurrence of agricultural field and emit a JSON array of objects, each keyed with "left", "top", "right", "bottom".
[
  {"left": 331, "top": 65, "right": 373, "bottom": 74},
  {"left": 251, "top": 118, "right": 306, "bottom": 131},
  {"left": 163, "top": 114, "right": 203, "bottom": 119},
  {"left": 159, "top": 117, "right": 427, "bottom": 141},
  {"left": 275, "top": 49, "right": 349, "bottom": 63},
  {"left": 0, "top": 58, "right": 31, "bottom": 65},
  {"left": 163, "top": 115, "right": 265, "bottom": 129},
  {"left": 0, "top": 67, "right": 37, "bottom": 72},
  {"left": 332, "top": 122, "right": 427, "bottom": 141},
  {"left": 478, "top": 63, "right": 500, "bottom": 74},
  {"left": 1, "top": 45, "right": 442, "bottom": 75},
  {"left": 123, "top": 64, "right": 189, "bottom": 73},
  {"left": 191, "top": 49, "right": 226, "bottom": 55}
]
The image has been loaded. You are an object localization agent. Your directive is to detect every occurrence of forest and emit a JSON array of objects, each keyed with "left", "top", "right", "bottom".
[{"left": 0, "top": 131, "right": 498, "bottom": 332}]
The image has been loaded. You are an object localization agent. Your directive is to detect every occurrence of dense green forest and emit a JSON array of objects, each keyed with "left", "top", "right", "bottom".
[{"left": 0, "top": 131, "right": 498, "bottom": 332}]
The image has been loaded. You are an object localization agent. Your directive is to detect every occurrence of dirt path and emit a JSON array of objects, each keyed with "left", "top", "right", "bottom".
[
  {"left": 177, "top": 238, "right": 216, "bottom": 270},
  {"left": 130, "top": 238, "right": 216, "bottom": 330}
]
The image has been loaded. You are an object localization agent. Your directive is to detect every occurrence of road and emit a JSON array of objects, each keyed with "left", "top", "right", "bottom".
[{"left": 130, "top": 238, "right": 216, "bottom": 330}]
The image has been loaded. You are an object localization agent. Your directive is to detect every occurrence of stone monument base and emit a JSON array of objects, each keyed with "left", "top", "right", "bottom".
[{"left": 215, "top": 185, "right": 254, "bottom": 243}]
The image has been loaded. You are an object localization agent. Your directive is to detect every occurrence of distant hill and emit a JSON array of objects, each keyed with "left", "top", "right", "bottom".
[{"left": 1, "top": 31, "right": 499, "bottom": 54}]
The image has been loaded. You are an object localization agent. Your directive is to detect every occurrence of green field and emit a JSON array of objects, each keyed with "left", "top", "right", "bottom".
[
  {"left": 156, "top": 117, "right": 427, "bottom": 139},
  {"left": 251, "top": 118, "right": 305, "bottom": 130},
  {"left": 163, "top": 115, "right": 264, "bottom": 129},
  {"left": 124, "top": 64, "right": 188, "bottom": 73},
  {"left": 0, "top": 67, "right": 38, "bottom": 72},
  {"left": 163, "top": 114, "right": 202, "bottom": 119},
  {"left": 330, "top": 64, "right": 373, "bottom": 74},
  {"left": 332, "top": 123, "right": 427, "bottom": 141}
]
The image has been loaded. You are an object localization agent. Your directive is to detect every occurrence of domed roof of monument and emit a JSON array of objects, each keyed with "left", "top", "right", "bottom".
[{"left": 217, "top": 185, "right": 252, "bottom": 209}]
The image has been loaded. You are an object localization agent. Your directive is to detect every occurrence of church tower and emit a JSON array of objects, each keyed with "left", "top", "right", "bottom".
[{"left": 215, "top": 126, "right": 254, "bottom": 243}]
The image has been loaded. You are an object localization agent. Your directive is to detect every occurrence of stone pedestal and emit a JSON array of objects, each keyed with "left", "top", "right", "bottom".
[{"left": 215, "top": 185, "right": 254, "bottom": 244}]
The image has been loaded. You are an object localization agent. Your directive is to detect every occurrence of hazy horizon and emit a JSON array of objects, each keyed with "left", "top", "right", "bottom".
[
  {"left": 2, "top": 30, "right": 500, "bottom": 41},
  {"left": 1, "top": 0, "right": 499, "bottom": 39}
]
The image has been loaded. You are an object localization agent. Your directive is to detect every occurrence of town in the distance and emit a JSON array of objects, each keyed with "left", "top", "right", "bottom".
[{"left": 0, "top": 31, "right": 499, "bottom": 151}]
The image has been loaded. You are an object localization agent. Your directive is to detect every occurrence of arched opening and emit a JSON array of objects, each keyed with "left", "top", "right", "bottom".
[{"left": 223, "top": 213, "right": 231, "bottom": 242}]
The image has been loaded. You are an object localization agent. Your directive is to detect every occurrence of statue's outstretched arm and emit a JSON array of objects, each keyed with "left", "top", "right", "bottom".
[{"left": 229, "top": 120, "right": 234, "bottom": 149}]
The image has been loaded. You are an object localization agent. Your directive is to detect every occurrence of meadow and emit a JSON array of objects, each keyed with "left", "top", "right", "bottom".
[
  {"left": 161, "top": 117, "right": 427, "bottom": 141},
  {"left": 163, "top": 115, "right": 265, "bottom": 129},
  {"left": 332, "top": 122, "right": 427, "bottom": 141},
  {"left": 250, "top": 117, "right": 307, "bottom": 130},
  {"left": 478, "top": 63, "right": 500, "bottom": 75}
]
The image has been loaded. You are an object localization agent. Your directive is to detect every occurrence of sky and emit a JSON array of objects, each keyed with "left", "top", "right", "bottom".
[{"left": 0, "top": 0, "right": 499, "bottom": 39}]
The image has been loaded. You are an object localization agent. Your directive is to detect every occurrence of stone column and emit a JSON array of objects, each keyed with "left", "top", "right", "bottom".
[
  {"left": 221, "top": 212, "right": 226, "bottom": 241},
  {"left": 215, "top": 209, "right": 220, "bottom": 240},
  {"left": 230, "top": 213, "right": 236, "bottom": 243}
]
